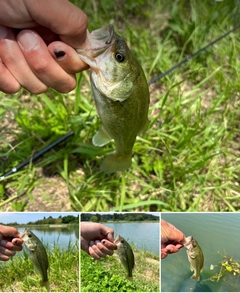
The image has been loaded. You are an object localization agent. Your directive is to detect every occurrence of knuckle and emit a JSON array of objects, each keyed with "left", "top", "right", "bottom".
[{"left": 32, "top": 58, "right": 50, "bottom": 74}]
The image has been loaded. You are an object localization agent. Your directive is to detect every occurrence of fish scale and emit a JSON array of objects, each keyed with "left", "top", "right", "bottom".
[
  {"left": 115, "top": 235, "right": 135, "bottom": 280},
  {"left": 21, "top": 228, "right": 50, "bottom": 291},
  {"left": 184, "top": 236, "right": 204, "bottom": 281},
  {"left": 77, "top": 25, "right": 149, "bottom": 173}
]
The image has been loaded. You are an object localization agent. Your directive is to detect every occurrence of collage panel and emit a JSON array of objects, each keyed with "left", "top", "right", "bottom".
[
  {"left": 161, "top": 213, "right": 240, "bottom": 293},
  {"left": 0, "top": 212, "right": 79, "bottom": 292},
  {"left": 80, "top": 212, "right": 160, "bottom": 292}
]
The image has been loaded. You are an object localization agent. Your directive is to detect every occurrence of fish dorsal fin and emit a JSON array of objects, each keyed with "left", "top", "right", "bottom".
[{"left": 92, "top": 127, "right": 112, "bottom": 147}]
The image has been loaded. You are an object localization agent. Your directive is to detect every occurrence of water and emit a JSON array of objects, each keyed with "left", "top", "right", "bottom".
[
  {"left": 161, "top": 213, "right": 240, "bottom": 292},
  {"left": 19, "top": 225, "right": 79, "bottom": 250},
  {"left": 103, "top": 222, "right": 159, "bottom": 256}
]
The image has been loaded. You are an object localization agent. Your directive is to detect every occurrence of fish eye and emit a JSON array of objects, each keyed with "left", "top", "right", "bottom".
[
  {"left": 115, "top": 52, "right": 125, "bottom": 62},
  {"left": 28, "top": 233, "right": 32, "bottom": 238}
]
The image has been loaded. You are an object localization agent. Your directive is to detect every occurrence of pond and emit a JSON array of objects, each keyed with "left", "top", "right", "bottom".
[
  {"left": 18, "top": 225, "right": 79, "bottom": 250},
  {"left": 161, "top": 213, "right": 240, "bottom": 292},
  {"left": 103, "top": 222, "right": 159, "bottom": 256}
]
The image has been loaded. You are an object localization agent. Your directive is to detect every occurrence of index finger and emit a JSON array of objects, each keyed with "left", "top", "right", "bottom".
[
  {"left": 101, "top": 239, "right": 117, "bottom": 250},
  {"left": 12, "top": 238, "right": 24, "bottom": 246},
  {"left": 24, "top": 0, "right": 88, "bottom": 48}
]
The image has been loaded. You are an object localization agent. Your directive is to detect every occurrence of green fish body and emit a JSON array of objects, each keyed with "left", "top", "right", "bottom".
[
  {"left": 21, "top": 228, "right": 49, "bottom": 291},
  {"left": 115, "top": 235, "right": 135, "bottom": 280},
  {"left": 184, "top": 236, "right": 204, "bottom": 281},
  {"left": 78, "top": 25, "right": 149, "bottom": 172}
]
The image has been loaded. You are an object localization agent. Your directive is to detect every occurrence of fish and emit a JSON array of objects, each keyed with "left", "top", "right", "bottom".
[
  {"left": 21, "top": 228, "right": 50, "bottom": 291},
  {"left": 183, "top": 236, "right": 204, "bottom": 281},
  {"left": 77, "top": 25, "right": 150, "bottom": 173},
  {"left": 114, "top": 235, "right": 135, "bottom": 280}
]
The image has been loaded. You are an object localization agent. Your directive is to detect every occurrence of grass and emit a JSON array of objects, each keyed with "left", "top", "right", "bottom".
[
  {"left": 80, "top": 247, "right": 159, "bottom": 292},
  {"left": 0, "top": 240, "right": 79, "bottom": 292},
  {"left": 0, "top": 0, "right": 239, "bottom": 211}
]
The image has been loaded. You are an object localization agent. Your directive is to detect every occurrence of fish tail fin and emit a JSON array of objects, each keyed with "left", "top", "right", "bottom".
[
  {"left": 190, "top": 273, "right": 200, "bottom": 281},
  {"left": 40, "top": 280, "right": 50, "bottom": 291},
  {"left": 100, "top": 153, "right": 132, "bottom": 173}
]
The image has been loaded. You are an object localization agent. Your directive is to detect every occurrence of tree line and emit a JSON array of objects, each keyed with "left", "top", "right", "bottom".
[
  {"left": 0, "top": 215, "right": 79, "bottom": 226},
  {"left": 81, "top": 213, "right": 159, "bottom": 222}
]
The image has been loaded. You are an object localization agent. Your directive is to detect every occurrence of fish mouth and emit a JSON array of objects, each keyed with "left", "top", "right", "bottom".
[
  {"left": 114, "top": 235, "right": 122, "bottom": 248},
  {"left": 20, "top": 230, "right": 26, "bottom": 240},
  {"left": 77, "top": 25, "right": 115, "bottom": 57},
  {"left": 183, "top": 236, "right": 193, "bottom": 247}
]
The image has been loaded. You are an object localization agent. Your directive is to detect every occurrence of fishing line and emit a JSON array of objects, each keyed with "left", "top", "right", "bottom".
[
  {"left": 148, "top": 24, "right": 240, "bottom": 85},
  {"left": 1, "top": 24, "right": 240, "bottom": 180}
]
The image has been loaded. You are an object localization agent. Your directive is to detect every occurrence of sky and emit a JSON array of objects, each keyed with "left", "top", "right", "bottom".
[{"left": 0, "top": 212, "right": 78, "bottom": 224}]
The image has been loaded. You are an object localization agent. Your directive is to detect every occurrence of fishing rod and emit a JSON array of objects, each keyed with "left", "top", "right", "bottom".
[
  {"left": 1, "top": 24, "right": 240, "bottom": 180},
  {"left": 148, "top": 23, "right": 240, "bottom": 85},
  {"left": 0, "top": 131, "right": 74, "bottom": 180}
]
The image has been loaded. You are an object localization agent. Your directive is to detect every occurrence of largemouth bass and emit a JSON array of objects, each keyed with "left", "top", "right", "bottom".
[
  {"left": 183, "top": 236, "right": 204, "bottom": 281},
  {"left": 115, "top": 235, "right": 135, "bottom": 280},
  {"left": 77, "top": 25, "right": 149, "bottom": 172},
  {"left": 21, "top": 228, "right": 49, "bottom": 291}
]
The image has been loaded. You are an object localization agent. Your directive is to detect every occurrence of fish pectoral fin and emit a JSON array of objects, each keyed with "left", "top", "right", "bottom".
[{"left": 92, "top": 127, "right": 112, "bottom": 147}]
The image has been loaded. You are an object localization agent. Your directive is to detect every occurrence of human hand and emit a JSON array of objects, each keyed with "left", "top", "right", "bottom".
[
  {"left": 0, "top": 225, "right": 23, "bottom": 261},
  {"left": 0, "top": 0, "right": 88, "bottom": 94},
  {"left": 81, "top": 222, "right": 117, "bottom": 260},
  {"left": 161, "top": 219, "right": 185, "bottom": 259}
]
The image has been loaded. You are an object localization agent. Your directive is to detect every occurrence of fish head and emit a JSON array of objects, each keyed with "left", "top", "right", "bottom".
[
  {"left": 21, "top": 228, "right": 38, "bottom": 252},
  {"left": 114, "top": 235, "right": 126, "bottom": 250},
  {"left": 77, "top": 25, "right": 140, "bottom": 102},
  {"left": 183, "top": 236, "right": 193, "bottom": 249},
  {"left": 184, "top": 236, "right": 201, "bottom": 259},
  {"left": 114, "top": 235, "right": 123, "bottom": 245}
]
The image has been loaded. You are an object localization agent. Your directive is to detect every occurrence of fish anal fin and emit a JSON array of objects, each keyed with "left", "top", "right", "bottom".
[
  {"left": 92, "top": 127, "right": 112, "bottom": 147},
  {"left": 126, "top": 276, "right": 133, "bottom": 281},
  {"left": 190, "top": 273, "right": 200, "bottom": 281},
  {"left": 138, "top": 119, "right": 149, "bottom": 136}
]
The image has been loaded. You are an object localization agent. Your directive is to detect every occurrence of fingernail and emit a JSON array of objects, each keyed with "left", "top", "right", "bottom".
[
  {"left": 54, "top": 50, "right": 66, "bottom": 60},
  {"left": 0, "top": 25, "right": 8, "bottom": 39},
  {"left": 18, "top": 30, "right": 39, "bottom": 52}
]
